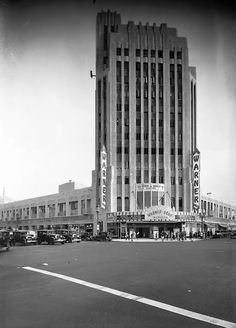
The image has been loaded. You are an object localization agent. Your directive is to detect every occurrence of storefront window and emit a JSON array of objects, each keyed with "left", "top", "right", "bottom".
[{"left": 145, "top": 191, "right": 151, "bottom": 208}]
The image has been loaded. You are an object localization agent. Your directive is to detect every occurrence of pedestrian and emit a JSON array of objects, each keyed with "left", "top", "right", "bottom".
[{"left": 161, "top": 231, "right": 165, "bottom": 242}]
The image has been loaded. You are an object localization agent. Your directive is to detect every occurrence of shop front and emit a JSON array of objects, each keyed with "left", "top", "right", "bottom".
[{"left": 107, "top": 205, "right": 191, "bottom": 239}]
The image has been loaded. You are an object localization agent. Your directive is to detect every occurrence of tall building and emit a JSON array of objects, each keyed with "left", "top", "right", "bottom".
[
  {"left": 95, "top": 10, "right": 197, "bottom": 230},
  {"left": 0, "top": 10, "right": 235, "bottom": 237}
]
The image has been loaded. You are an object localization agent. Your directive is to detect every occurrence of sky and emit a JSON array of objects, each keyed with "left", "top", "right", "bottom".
[{"left": 0, "top": 0, "right": 236, "bottom": 205}]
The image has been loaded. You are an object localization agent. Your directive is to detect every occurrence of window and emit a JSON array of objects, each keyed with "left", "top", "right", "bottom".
[
  {"left": 136, "top": 49, "right": 141, "bottom": 57},
  {"left": 125, "top": 176, "right": 129, "bottom": 184},
  {"left": 144, "top": 170, "right": 149, "bottom": 183},
  {"left": 179, "top": 197, "right": 183, "bottom": 211},
  {"left": 171, "top": 197, "right": 176, "bottom": 208},
  {"left": 136, "top": 147, "right": 141, "bottom": 154},
  {"left": 151, "top": 175, "right": 156, "bottom": 183},
  {"left": 158, "top": 50, "right": 163, "bottom": 58},
  {"left": 145, "top": 191, "right": 151, "bottom": 208},
  {"left": 116, "top": 47, "right": 121, "bottom": 56},
  {"left": 151, "top": 50, "right": 156, "bottom": 58},
  {"left": 137, "top": 191, "right": 143, "bottom": 209},
  {"left": 81, "top": 200, "right": 85, "bottom": 214},
  {"left": 171, "top": 176, "right": 175, "bottom": 185},
  {"left": 177, "top": 51, "right": 182, "bottom": 59},
  {"left": 124, "top": 48, "right": 129, "bottom": 56},
  {"left": 136, "top": 171, "right": 141, "bottom": 183},
  {"left": 125, "top": 197, "right": 129, "bottom": 211},
  {"left": 117, "top": 146, "right": 122, "bottom": 154},
  {"left": 169, "top": 51, "right": 175, "bottom": 59},
  {"left": 87, "top": 199, "right": 91, "bottom": 211},
  {"left": 152, "top": 191, "right": 158, "bottom": 206},
  {"left": 117, "top": 197, "right": 122, "bottom": 212},
  {"left": 143, "top": 49, "right": 148, "bottom": 57}
]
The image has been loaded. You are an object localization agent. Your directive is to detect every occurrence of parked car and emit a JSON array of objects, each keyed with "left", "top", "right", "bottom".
[
  {"left": 55, "top": 229, "right": 81, "bottom": 243},
  {"left": 230, "top": 231, "right": 236, "bottom": 239},
  {"left": 0, "top": 230, "right": 11, "bottom": 251},
  {"left": 212, "top": 231, "right": 224, "bottom": 238},
  {"left": 92, "top": 232, "right": 112, "bottom": 242},
  {"left": 81, "top": 232, "right": 93, "bottom": 241},
  {"left": 37, "top": 230, "right": 65, "bottom": 245},
  {"left": 12, "top": 230, "right": 37, "bottom": 246}
]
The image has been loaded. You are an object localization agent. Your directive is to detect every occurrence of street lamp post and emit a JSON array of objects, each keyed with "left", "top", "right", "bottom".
[
  {"left": 200, "top": 209, "right": 206, "bottom": 238},
  {"left": 96, "top": 206, "right": 100, "bottom": 235}
]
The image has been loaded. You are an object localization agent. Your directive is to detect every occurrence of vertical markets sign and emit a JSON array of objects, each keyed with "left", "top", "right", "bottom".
[
  {"left": 193, "top": 149, "right": 200, "bottom": 212},
  {"left": 100, "top": 146, "right": 107, "bottom": 209}
]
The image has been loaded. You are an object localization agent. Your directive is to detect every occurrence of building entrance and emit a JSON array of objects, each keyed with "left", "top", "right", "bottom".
[{"left": 136, "top": 227, "right": 150, "bottom": 238}]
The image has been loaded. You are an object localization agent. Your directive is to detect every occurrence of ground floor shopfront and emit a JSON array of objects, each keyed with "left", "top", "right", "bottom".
[
  {"left": 105, "top": 205, "right": 236, "bottom": 239},
  {"left": 106, "top": 206, "right": 198, "bottom": 239},
  {"left": 0, "top": 215, "right": 95, "bottom": 236},
  {"left": 107, "top": 221, "right": 187, "bottom": 239}
]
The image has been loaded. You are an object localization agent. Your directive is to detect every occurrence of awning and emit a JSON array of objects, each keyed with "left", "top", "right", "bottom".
[
  {"left": 204, "top": 222, "right": 216, "bottom": 228},
  {"left": 218, "top": 224, "right": 229, "bottom": 229}
]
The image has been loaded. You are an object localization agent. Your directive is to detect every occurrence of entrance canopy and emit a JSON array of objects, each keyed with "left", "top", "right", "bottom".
[
  {"left": 107, "top": 206, "right": 193, "bottom": 223},
  {"left": 145, "top": 206, "right": 175, "bottom": 221}
]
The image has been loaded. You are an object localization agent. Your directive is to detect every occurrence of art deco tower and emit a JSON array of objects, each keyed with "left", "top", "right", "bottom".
[{"left": 95, "top": 11, "right": 197, "bottom": 215}]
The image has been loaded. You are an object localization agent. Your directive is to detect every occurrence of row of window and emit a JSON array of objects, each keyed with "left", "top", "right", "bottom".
[
  {"left": 1, "top": 200, "right": 91, "bottom": 219},
  {"left": 117, "top": 186, "right": 183, "bottom": 210},
  {"left": 116, "top": 48, "right": 182, "bottom": 59}
]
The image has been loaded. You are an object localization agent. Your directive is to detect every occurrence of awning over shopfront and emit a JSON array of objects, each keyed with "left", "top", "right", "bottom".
[
  {"left": 204, "top": 222, "right": 216, "bottom": 228},
  {"left": 218, "top": 224, "right": 229, "bottom": 229}
]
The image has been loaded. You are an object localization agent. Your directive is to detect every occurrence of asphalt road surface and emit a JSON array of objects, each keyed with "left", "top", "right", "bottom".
[{"left": 1, "top": 239, "right": 236, "bottom": 328}]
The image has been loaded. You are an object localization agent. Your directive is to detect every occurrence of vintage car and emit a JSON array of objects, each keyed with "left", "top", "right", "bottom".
[
  {"left": 0, "top": 230, "right": 12, "bottom": 251},
  {"left": 80, "top": 232, "right": 93, "bottom": 241},
  {"left": 12, "top": 230, "right": 37, "bottom": 246},
  {"left": 230, "top": 231, "right": 236, "bottom": 239},
  {"left": 212, "top": 230, "right": 224, "bottom": 238},
  {"left": 55, "top": 229, "right": 81, "bottom": 243},
  {"left": 37, "top": 230, "right": 66, "bottom": 245},
  {"left": 92, "top": 232, "right": 112, "bottom": 242}
]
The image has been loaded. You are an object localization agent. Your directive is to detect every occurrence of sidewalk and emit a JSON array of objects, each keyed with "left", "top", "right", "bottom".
[{"left": 112, "top": 238, "right": 200, "bottom": 242}]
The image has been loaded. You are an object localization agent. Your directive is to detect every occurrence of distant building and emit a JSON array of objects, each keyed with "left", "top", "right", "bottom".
[{"left": 0, "top": 181, "right": 96, "bottom": 235}]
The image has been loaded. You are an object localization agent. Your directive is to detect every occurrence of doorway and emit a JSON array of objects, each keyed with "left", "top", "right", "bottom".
[{"left": 136, "top": 227, "right": 150, "bottom": 238}]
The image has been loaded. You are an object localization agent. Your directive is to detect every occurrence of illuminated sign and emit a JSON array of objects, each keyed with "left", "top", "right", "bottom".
[
  {"left": 145, "top": 206, "right": 175, "bottom": 221},
  {"left": 193, "top": 149, "right": 200, "bottom": 212},
  {"left": 100, "top": 146, "right": 107, "bottom": 209}
]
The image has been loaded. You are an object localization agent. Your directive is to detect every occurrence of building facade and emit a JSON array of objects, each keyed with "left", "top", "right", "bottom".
[
  {"left": 0, "top": 181, "right": 96, "bottom": 235},
  {"left": 95, "top": 11, "right": 199, "bottom": 237}
]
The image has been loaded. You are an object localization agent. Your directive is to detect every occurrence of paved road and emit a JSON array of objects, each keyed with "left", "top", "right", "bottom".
[{"left": 1, "top": 239, "right": 236, "bottom": 328}]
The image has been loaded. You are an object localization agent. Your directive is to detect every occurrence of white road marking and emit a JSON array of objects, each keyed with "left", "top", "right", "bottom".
[{"left": 22, "top": 266, "right": 236, "bottom": 328}]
